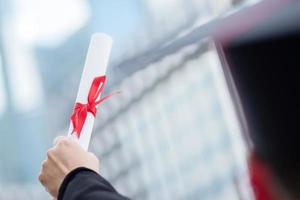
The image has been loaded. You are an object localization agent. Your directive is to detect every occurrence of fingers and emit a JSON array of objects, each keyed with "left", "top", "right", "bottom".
[
  {"left": 53, "top": 136, "right": 67, "bottom": 146},
  {"left": 40, "top": 135, "right": 100, "bottom": 198},
  {"left": 38, "top": 154, "right": 61, "bottom": 198},
  {"left": 53, "top": 135, "right": 80, "bottom": 148},
  {"left": 38, "top": 160, "right": 48, "bottom": 188},
  {"left": 38, "top": 170, "right": 45, "bottom": 185}
]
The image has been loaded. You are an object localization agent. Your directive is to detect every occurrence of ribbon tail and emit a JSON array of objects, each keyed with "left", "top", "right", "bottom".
[{"left": 95, "top": 91, "right": 121, "bottom": 105}]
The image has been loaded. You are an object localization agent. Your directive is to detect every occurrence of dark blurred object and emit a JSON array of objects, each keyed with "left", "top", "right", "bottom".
[{"left": 223, "top": 0, "right": 300, "bottom": 195}]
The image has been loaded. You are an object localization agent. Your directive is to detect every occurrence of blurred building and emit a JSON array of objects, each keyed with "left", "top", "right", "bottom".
[
  {"left": 89, "top": 39, "right": 252, "bottom": 199},
  {"left": 0, "top": 0, "right": 257, "bottom": 199}
]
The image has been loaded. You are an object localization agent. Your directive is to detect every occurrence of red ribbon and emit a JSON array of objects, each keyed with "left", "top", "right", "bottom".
[{"left": 70, "top": 75, "right": 117, "bottom": 138}]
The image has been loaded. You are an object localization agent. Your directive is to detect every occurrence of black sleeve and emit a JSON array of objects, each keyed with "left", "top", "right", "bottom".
[{"left": 58, "top": 167, "right": 130, "bottom": 200}]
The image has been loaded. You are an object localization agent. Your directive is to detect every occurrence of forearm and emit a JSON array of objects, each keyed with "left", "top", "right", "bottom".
[{"left": 58, "top": 167, "right": 129, "bottom": 200}]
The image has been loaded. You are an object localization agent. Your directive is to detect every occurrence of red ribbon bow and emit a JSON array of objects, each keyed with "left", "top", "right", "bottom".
[{"left": 70, "top": 75, "right": 116, "bottom": 138}]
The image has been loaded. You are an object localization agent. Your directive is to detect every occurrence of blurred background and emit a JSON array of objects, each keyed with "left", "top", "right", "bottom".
[{"left": 0, "top": 0, "right": 260, "bottom": 199}]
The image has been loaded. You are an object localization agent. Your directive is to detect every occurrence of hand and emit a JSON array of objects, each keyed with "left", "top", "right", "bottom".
[{"left": 39, "top": 136, "right": 99, "bottom": 198}]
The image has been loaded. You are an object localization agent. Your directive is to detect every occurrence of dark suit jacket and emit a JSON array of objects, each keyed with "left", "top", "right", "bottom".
[{"left": 58, "top": 167, "right": 130, "bottom": 200}]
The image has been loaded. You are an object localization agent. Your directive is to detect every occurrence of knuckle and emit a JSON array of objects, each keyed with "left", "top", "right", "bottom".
[
  {"left": 57, "top": 138, "right": 69, "bottom": 146},
  {"left": 41, "top": 160, "right": 47, "bottom": 168},
  {"left": 46, "top": 149, "right": 54, "bottom": 158},
  {"left": 38, "top": 173, "right": 44, "bottom": 184},
  {"left": 53, "top": 136, "right": 65, "bottom": 145},
  {"left": 47, "top": 148, "right": 57, "bottom": 160}
]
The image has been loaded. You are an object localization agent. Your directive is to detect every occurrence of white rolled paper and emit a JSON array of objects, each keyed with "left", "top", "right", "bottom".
[{"left": 68, "top": 33, "right": 113, "bottom": 150}]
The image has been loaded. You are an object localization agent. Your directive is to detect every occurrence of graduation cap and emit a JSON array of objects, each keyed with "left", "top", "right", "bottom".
[{"left": 223, "top": 1, "right": 300, "bottom": 177}]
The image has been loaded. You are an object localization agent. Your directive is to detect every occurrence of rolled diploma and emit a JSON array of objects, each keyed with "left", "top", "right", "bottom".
[{"left": 67, "top": 33, "right": 113, "bottom": 150}]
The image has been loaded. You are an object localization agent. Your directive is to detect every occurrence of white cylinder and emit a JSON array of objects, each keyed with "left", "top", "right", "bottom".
[{"left": 68, "top": 33, "right": 113, "bottom": 150}]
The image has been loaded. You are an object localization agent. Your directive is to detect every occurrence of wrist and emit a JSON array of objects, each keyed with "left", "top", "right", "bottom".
[{"left": 58, "top": 167, "right": 97, "bottom": 200}]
